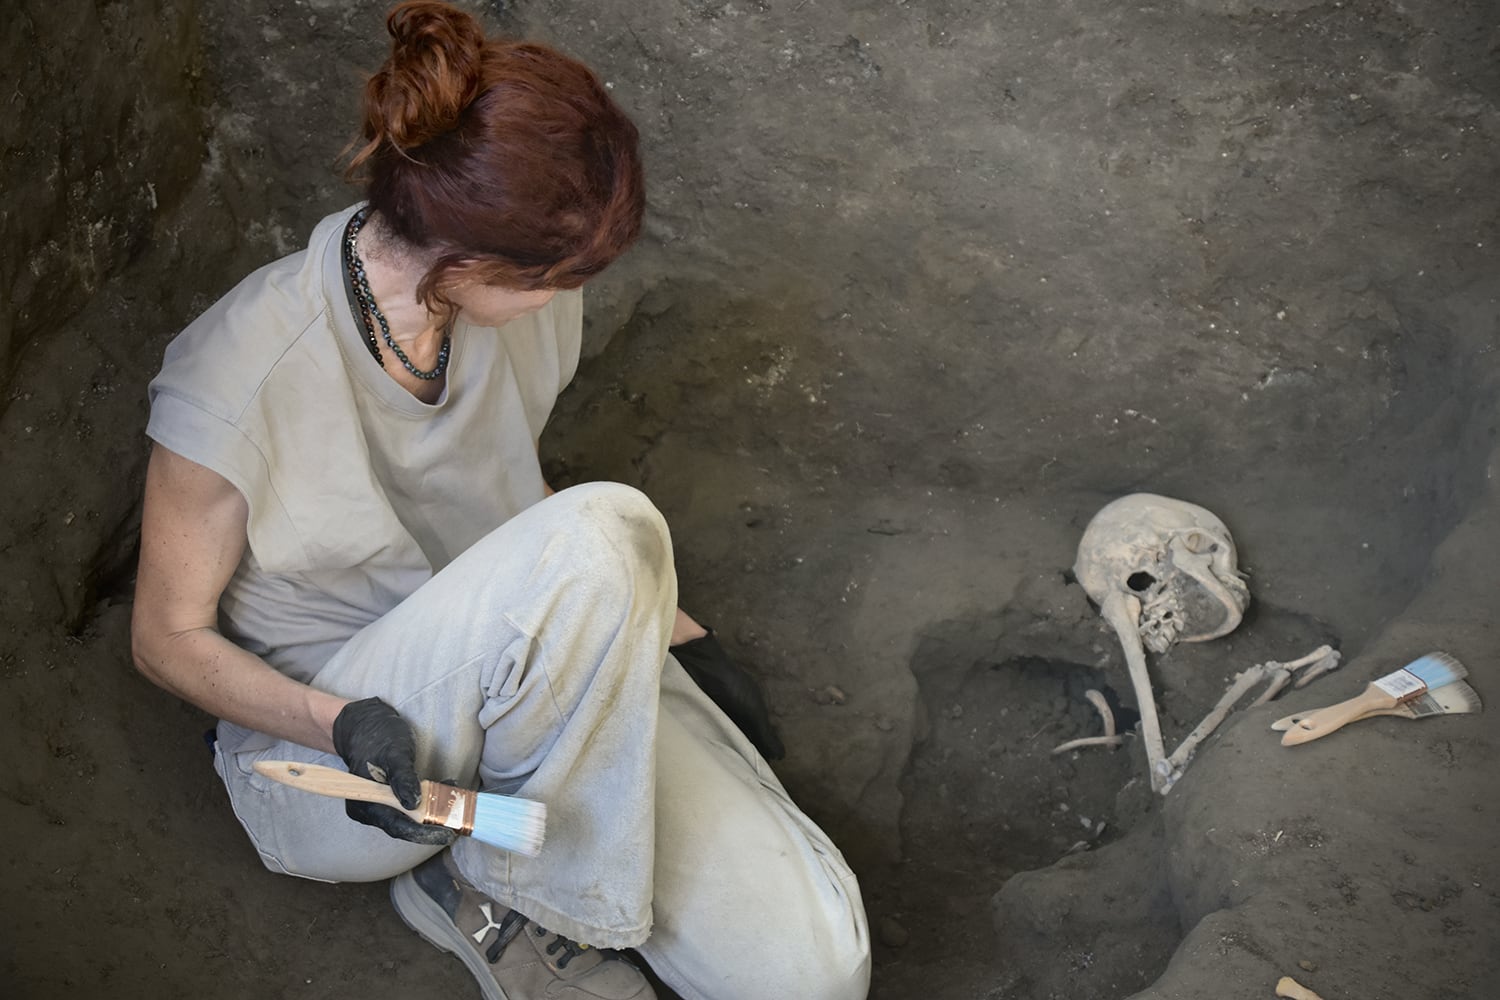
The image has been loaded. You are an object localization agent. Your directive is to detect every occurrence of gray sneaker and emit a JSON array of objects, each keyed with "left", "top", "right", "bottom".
[{"left": 391, "top": 852, "right": 656, "bottom": 1000}]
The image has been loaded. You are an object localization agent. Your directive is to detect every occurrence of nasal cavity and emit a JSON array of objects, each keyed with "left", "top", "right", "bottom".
[{"left": 1126, "top": 572, "right": 1157, "bottom": 592}]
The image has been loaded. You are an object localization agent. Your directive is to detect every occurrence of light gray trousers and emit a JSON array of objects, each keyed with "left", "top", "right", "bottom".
[{"left": 212, "top": 483, "right": 871, "bottom": 1000}]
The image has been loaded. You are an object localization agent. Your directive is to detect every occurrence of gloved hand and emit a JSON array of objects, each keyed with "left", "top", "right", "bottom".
[
  {"left": 331, "top": 697, "right": 456, "bottom": 845},
  {"left": 670, "top": 631, "right": 786, "bottom": 760}
]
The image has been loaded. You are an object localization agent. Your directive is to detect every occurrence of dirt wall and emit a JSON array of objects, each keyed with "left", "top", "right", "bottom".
[{"left": 1, "top": 0, "right": 204, "bottom": 393}]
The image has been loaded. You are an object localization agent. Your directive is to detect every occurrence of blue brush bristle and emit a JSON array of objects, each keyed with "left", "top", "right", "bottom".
[
  {"left": 1402, "top": 651, "right": 1467, "bottom": 690},
  {"left": 470, "top": 792, "right": 547, "bottom": 858}
]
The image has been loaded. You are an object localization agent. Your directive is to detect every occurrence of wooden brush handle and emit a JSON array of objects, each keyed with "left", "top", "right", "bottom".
[
  {"left": 1281, "top": 684, "right": 1398, "bottom": 746},
  {"left": 1271, "top": 704, "right": 1408, "bottom": 732},
  {"left": 253, "top": 760, "right": 412, "bottom": 813}
]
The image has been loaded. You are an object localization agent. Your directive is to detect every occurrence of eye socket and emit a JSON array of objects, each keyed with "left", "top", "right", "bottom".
[{"left": 1127, "top": 571, "right": 1157, "bottom": 592}]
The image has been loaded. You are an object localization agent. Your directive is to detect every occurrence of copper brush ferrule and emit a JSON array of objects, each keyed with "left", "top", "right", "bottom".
[{"left": 419, "top": 780, "right": 478, "bottom": 835}]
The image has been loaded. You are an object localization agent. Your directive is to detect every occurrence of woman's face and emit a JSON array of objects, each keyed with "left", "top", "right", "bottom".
[{"left": 447, "top": 283, "right": 557, "bottom": 328}]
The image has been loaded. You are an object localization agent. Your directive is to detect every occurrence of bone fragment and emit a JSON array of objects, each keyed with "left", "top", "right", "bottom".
[
  {"left": 1051, "top": 689, "right": 1124, "bottom": 754},
  {"left": 1256, "top": 646, "right": 1340, "bottom": 705},
  {"left": 1051, "top": 735, "right": 1127, "bottom": 754},
  {"left": 1085, "top": 688, "right": 1116, "bottom": 738},
  {"left": 1292, "top": 648, "right": 1341, "bottom": 688},
  {"left": 1275, "top": 976, "right": 1324, "bottom": 1000},
  {"left": 1165, "top": 664, "right": 1270, "bottom": 774},
  {"left": 1279, "top": 645, "right": 1335, "bottom": 673},
  {"left": 1250, "top": 667, "right": 1293, "bottom": 707}
]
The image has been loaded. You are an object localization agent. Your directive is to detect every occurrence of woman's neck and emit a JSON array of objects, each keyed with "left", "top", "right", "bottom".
[
  {"left": 357, "top": 213, "right": 445, "bottom": 348},
  {"left": 353, "top": 212, "right": 451, "bottom": 402}
]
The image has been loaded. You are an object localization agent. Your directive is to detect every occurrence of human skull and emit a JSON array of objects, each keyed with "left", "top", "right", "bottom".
[{"left": 1074, "top": 493, "right": 1250, "bottom": 654}]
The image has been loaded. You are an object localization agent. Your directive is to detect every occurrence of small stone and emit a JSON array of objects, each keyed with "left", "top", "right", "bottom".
[
  {"left": 812, "top": 684, "right": 847, "bottom": 706},
  {"left": 1298, "top": 959, "right": 1317, "bottom": 972},
  {"left": 879, "top": 916, "right": 909, "bottom": 948}
]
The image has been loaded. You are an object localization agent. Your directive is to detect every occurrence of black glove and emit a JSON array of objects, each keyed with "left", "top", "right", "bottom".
[
  {"left": 331, "top": 697, "right": 456, "bottom": 845},
  {"left": 670, "top": 631, "right": 785, "bottom": 760}
]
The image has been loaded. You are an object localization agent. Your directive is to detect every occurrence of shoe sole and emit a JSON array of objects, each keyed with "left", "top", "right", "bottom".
[{"left": 391, "top": 871, "right": 509, "bottom": 1000}]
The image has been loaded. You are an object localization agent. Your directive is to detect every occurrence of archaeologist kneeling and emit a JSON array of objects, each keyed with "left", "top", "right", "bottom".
[{"left": 130, "top": 4, "right": 870, "bottom": 998}]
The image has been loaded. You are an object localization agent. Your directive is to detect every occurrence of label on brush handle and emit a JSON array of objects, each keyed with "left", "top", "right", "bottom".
[{"left": 1373, "top": 669, "right": 1426, "bottom": 701}]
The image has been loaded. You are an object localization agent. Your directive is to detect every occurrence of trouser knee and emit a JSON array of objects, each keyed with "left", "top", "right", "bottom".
[
  {"left": 547, "top": 483, "right": 675, "bottom": 620},
  {"left": 778, "top": 938, "right": 871, "bottom": 1000}
]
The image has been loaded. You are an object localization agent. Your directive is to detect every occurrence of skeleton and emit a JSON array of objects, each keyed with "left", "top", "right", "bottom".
[{"left": 1073, "top": 493, "right": 1253, "bottom": 794}]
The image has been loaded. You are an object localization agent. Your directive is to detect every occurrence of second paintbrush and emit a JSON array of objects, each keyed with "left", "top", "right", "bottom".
[
  {"left": 1270, "top": 679, "right": 1481, "bottom": 732},
  {"left": 1279, "top": 652, "right": 1469, "bottom": 746}
]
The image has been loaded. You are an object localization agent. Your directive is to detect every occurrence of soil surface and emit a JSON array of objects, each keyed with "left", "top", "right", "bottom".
[{"left": 3, "top": 1, "right": 1498, "bottom": 999}]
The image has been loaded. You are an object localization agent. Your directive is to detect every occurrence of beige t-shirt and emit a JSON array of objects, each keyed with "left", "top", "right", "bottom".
[{"left": 147, "top": 205, "right": 581, "bottom": 693}]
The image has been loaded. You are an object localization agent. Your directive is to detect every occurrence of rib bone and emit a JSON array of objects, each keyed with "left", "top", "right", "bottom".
[{"left": 1051, "top": 689, "right": 1125, "bottom": 754}]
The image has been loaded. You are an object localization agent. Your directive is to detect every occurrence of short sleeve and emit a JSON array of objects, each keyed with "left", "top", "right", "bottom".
[{"left": 146, "top": 388, "right": 308, "bottom": 570}]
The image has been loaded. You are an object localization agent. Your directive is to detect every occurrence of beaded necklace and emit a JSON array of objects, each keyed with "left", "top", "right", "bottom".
[{"left": 342, "top": 207, "right": 451, "bottom": 381}]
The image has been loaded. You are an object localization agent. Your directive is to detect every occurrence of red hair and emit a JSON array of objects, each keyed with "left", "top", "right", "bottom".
[{"left": 347, "top": 1, "right": 645, "bottom": 309}]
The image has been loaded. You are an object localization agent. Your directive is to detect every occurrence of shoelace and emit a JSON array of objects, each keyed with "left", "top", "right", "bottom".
[
  {"left": 482, "top": 911, "right": 591, "bottom": 969},
  {"left": 483, "top": 909, "right": 530, "bottom": 964},
  {"left": 538, "top": 925, "right": 591, "bottom": 969}
]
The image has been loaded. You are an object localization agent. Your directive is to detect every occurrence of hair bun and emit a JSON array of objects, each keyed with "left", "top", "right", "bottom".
[{"left": 364, "top": 1, "right": 486, "bottom": 152}]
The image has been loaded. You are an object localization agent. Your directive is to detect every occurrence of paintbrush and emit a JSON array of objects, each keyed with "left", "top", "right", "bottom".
[
  {"left": 1280, "top": 652, "right": 1468, "bottom": 746},
  {"left": 253, "top": 761, "right": 546, "bottom": 857},
  {"left": 1270, "top": 679, "right": 1482, "bottom": 732}
]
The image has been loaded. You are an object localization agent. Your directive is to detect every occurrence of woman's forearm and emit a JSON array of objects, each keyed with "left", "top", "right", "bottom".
[
  {"left": 132, "top": 620, "right": 346, "bottom": 754},
  {"left": 132, "top": 445, "right": 348, "bottom": 754}
]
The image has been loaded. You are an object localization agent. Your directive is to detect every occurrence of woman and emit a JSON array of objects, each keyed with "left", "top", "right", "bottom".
[{"left": 129, "top": 3, "right": 870, "bottom": 999}]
